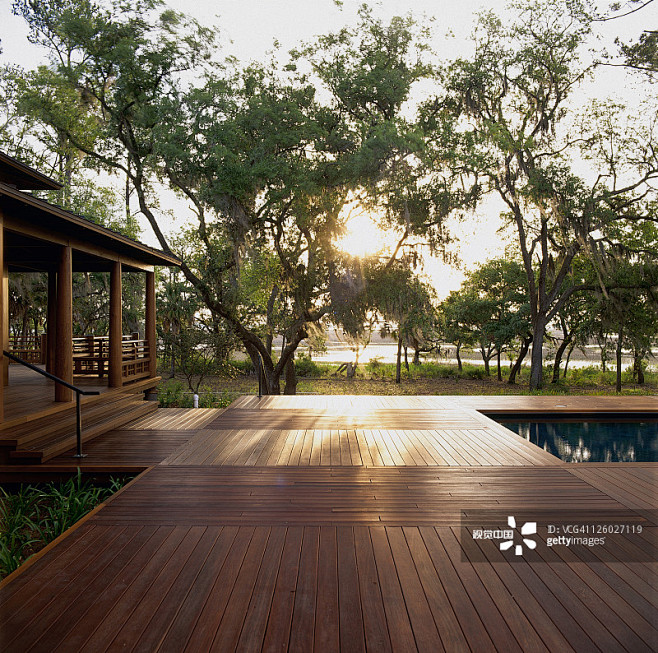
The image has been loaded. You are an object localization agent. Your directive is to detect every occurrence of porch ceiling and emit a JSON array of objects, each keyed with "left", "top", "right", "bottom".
[{"left": 5, "top": 230, "right": 148, "bottom": 273}]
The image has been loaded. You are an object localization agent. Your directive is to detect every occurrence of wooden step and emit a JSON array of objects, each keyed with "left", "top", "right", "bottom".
[
  {"left": 9, "top": 400, "right": 158, "bottom": 464},
  {"left": 0, "top": 392, "right": 144, "bottom": 448},
  {"left": 0, "top": 376, "right": 160, "bottom": 434},
  {"left": 8, "top": 396, "right": 147, "bottom": 457}
]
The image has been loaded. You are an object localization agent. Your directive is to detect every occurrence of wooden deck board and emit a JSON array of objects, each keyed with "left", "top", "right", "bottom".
[
  {"left": 1, "top": 395, "right": 656, "bottom": 652},
  {"left": 161, "top": 427, "right": 561, "bottom": 467},
  {"left": 88, "top": 465, "right": 627, "bottom": 526}
]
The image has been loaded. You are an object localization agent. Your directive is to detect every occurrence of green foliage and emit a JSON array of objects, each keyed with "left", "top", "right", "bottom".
[
  {"left": 415, "top": 362, "right": 488, "bottom": 380},
  {"left": 366, "top": 356, "right": 385, "bottom": 376},
  {"left": 227, "top": 359, "right": 255, "bottom": 376},
  {"left": 157, "top": 379, "right": 236, "bottom": 408},
  {"left": 295, "top": 354, "right": 322, "bottom": 377},
  {"left": 196, "top": 386, "right": 235, "bottom": 408},
  {"left": 9, "top": 0, "right": 462, "bottom": 395},
  {"left": 6, "top": 0, "right": 657, "bottom": 397},
  {"left": 0, "top": 472, "right": 132, "bottom": 579},
  {"left": 157, "top": 379, "right": 185, "bottom": 407},
  {"left": 618, "top": 22, "right": 657, "bottom": 80},
  {"left": 438, "top": 0, "right": 658, "bottom": 388},
  {"left": 440, "top": 258, "right": 531, "bottom": 378},
  {"left": 362, "top": 359, "right": 491, "bottom": 381}
]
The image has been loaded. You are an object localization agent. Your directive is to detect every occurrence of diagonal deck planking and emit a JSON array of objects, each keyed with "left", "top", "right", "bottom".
[{"left": 1, "top": 395, "right": 656, "bottom": 652}]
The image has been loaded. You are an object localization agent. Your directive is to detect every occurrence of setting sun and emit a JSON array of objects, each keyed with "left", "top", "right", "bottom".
[{"left": 334, "top": 213, "right": 391, "bottom": 258}]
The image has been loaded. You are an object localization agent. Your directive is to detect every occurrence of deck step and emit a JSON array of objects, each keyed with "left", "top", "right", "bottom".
[
  {"left": 0, "top": 376, "right": 160, "bottom": 434},
  {"left": 9, "top": 400, "right": 158, "bottom": 464},
  {"left": 0, "top": 392, "right": 145, "bottom": 448}
]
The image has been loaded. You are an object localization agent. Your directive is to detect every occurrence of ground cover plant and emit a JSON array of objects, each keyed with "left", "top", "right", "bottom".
[
  {"left": 0, "top": 472, "right": 133, "bottom": 579},
  {"left": 157, "top": 358, "right": 658, "bottom": 406}
]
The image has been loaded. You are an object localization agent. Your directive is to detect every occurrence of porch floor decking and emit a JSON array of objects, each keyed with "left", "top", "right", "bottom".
[
  {"left": 0, "top": 396, "right": 656, "bottom": 652},
  {"left": 3, "top": 365, "right": 108, "bottom": 422}
]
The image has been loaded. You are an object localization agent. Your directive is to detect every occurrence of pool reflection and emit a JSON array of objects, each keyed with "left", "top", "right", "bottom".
[{"left": 500, "top": 421, "right": 658, "bottom": 463}]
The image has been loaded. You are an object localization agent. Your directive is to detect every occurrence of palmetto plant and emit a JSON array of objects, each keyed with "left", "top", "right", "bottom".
[
  {"left": 0, "top": 471, "right": 131, "bottom": 578},
  {"left": 0, "top": 485, "right": 41, "bottom": 575}
]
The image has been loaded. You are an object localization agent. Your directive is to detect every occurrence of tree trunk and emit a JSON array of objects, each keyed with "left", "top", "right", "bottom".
[
  {"left": 496, "top": 351, "right": 502, "bottom": 381},
  {"left": 413, "top": 348, "right": 420, "bottom": 365},
  {"left": 480, "top": 346, "right": 490, "bottom": 376},
  {"left": 247, "top": 346, "right": 280, "bottom": 395},
  {"left": 170, "top": 340, "right": 176, "bottom": 378},
  {"left": 599, "top": 335, "right": 608, "bottom": 372},
  {"left": 616, "top": 325, "right": 623, "bottom": 393},
  {"left": 551, "top": 335, "right": 572, "bottom": 384},
  {"left": 529, "top": 319, "right": 546, "bottom": 390},
  {"left": 634, "top": 351, "right": 645, "bottom": 384},
  {"left": 262, "top": 365, "right": 281, "bottom": 395},
  {"left": 21, "top": 312, "right": 29, "bottom": 343},
  {"left": 508, "top": 336, "right": 531, "bottom": 385},
  {"left": 563, "top": 341, "right": 576, "bottom": 379},
  {"left": 284, "top": 353, "right": 297, "bottom": 395},
  {"left": 395, "top": 336, "right": 402, "bottom": 384},
  {"left": 403, "top": 346, "right": 409, "bottom": 371},
  {"left": 455, "top": 343, "right": 462, "bottom": 372}
]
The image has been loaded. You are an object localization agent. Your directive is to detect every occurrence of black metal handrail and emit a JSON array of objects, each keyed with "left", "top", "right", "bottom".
[{"left": 3, "top": 349, "right": 100, "bottom": 458}]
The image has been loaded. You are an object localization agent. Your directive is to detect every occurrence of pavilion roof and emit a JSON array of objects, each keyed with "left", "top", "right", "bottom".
[
  {"left": 0, "top": 151, "right": 62, "bottom": 190},
  {"left": 0, "top": 181, "right": 181, "bottom": 269}
]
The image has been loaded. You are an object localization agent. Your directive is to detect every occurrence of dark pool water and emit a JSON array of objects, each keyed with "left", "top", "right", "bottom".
[{"left": 499, "top": 420, "right": 658, "bottom": 463}]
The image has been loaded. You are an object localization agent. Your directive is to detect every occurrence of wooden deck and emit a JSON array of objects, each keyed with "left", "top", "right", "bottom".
[
  {"left": 1, "top": 396, "right": 656, "bottom": 652},
  {"left": 3, "top": 365, "right": 108, "bottom": 421}
]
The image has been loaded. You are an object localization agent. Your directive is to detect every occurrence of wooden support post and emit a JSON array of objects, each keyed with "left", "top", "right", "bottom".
[
  {"left": 146, "top": 270, "right": 156, "bottom": 378},
  {"left": 109, "top": 261, "right": 123, "bottom": 387},
  {"left": 46, "top": 271, "right": 57, "bottom": 373},
  {"left": 2, "top": 259, "right": 7, "bottom": 389},
  {"left": 55, "top": 246, "right": 73, "bottom": 402},
  {"left": 0, "top": 209, "right": 4, "bottom": 420}
]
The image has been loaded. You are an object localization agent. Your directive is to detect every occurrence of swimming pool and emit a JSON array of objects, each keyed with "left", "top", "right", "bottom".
[{"left": 497, "top": 417, "right": 658, "bottom": 463}]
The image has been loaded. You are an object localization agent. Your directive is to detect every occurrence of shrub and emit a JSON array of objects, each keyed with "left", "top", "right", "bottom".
[
  {"left": 414, "top": 363, "right": 458, "bottom": 379},
  {"left": 197, "top": 386, "right": 234, "bottom": 408},
  {"left": 462, "top": 365, "right": 487, "bottom": 380},
  {"left": 227, "top": 359, "right": 254, "bottom": 375},
  {"left": 366, "top": 357, "right": 385, "bottom": 377},
  {"left": 295, "top": 354, "right": 322, "bottom": 377},
  {"left": 158, "top": 379, "right": 185, "bottom": 407}
]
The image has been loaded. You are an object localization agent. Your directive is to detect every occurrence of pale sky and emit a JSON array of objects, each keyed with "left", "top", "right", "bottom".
[{"left": 0, "top": 0, "right": 653, "bottom": 297}]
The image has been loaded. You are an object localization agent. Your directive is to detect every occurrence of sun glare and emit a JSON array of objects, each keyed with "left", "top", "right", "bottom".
[{"left": 335, "top": 213, "right": 391, "bottom": 258}]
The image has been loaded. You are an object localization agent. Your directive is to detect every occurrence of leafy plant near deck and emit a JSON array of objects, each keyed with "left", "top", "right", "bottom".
[{"left": 0, "top": 472, "right": 132, "bottom": 579}]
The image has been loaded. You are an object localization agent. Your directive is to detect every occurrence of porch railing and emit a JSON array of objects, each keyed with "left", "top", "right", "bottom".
[
  {"left": 8, "top": 335, "right": 45, "bottom": 365},
  {"left": 8, "top": 333, "right": 151, "bottom": 382},
  {"left": 2, "top": 349, "right": 100, "bottom": 458},
  {"left": 72, "top": 334, "right": 151, "bottom": 381},
  {"left": 120, "top": 338, "right": 151, "bottom": 381}
]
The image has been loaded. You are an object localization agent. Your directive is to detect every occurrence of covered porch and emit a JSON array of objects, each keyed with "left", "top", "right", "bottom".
[{"left": 0, "top": 151, "right": 180, "bottom": 422}]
